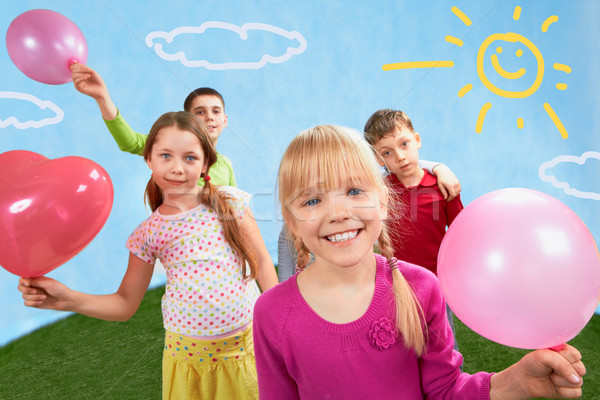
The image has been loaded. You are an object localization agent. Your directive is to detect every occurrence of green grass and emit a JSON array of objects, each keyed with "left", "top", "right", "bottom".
[
  {"left": 0, "top": 286, "right": 165, "bottom": 400},
  {"left": 1, "top": 286, "right": 598, "bottom": 399}
]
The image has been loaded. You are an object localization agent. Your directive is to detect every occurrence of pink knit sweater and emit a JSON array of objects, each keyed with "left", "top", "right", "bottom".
[{"left": 253, "top": 254, "right": 492, "bottom": 399}]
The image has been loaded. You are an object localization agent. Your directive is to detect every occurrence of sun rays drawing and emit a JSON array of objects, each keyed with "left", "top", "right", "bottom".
[{"left": 383, "top": 5, "right": 570, "bottom": 139}]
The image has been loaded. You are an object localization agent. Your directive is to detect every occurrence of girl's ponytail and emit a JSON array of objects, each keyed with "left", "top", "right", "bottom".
[
  {"left": 200, "top": 178, "right": 259, "bottom": 280},
  {"left": 378, "top": 226, "right": 427, "bottom": 356},
  {"left": 144, "top": 176, "right": 163, "bottom": 212}
]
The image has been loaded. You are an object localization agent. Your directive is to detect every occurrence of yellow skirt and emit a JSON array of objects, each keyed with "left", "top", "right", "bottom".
[{"left": 162, "top": 326, "right": 258, "bottom": 400}]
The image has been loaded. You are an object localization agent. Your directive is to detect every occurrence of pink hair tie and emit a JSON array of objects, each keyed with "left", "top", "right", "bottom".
[{"left": 389, "top": 257, "right": 398, "bottom": 271}]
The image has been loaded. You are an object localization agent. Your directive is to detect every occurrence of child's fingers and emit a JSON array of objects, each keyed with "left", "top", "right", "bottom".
[
  {"left": 72, "top": 74, "right": 91, "bottom": 84},
  {"left": 69, "top": 62, "right": 87, "bottom": 72},
  {"left": 539, "top": 347, "right": 585, "bottom": 390},
  {"left": 559, "top": 344, "right": 583, "bottom": 365},
  {"left": 20, "top": 283, "right": 45, "bottom": 297},
  {"left": 551, "top": 368, "right": 583, "bottom": 387},
  {"left": 19, "top": 277, "right": 50, "bottom": 295},
  {"left": 446, "top": 183, "right": 461, "bottom": 201},
  {"left": 23, "top": 294, "right": 47, "bottom": 306},
  {"left": 557, "top": 344, "right": 586, "bottom": 380},
  {"left": 554, "top": 385, "right": 583, "bottom": 399},
  {"left": 22, "top": 286, "right": 48, "bottom": 307},
  {"left": 438, "top": 185, "right": 449, "bottom": 200},
  {"left": 452, "top": 183, "right": 461, "bottom": 198},
  {"left": 24, "top": 300, "right": 47, "bottom": 308},
  {"left": 17, "top": 277, "right": 32, "bottom": 293},
  {"left": 572, "top": 359, "right": 586, "bottom": 378}
]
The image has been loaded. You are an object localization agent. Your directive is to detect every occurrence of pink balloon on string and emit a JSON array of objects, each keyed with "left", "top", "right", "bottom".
[
  {"left": 438, "top": 188, "right": 600, "bottom": 349},
  {"left": 6, "top": 9, "right": 88, "bottom": 85}
]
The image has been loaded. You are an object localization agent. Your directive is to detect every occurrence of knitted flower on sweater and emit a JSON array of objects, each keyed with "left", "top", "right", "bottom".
[{"left": 369, "top": 317, "right": 397, "bottom": 350}]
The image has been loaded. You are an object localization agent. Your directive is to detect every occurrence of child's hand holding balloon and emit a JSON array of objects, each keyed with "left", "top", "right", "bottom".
[
  {"left": 71, "top": 63, "right": 109, "bottom": 101},
  {"left": 490, "top": 344, "right": 585, "bottom": 399},
  {"left": 70, "top": 63, "right": 118, "bottom": 120},
  {"left": 18, "top": 277, "right": 74, "bottom": 311}
]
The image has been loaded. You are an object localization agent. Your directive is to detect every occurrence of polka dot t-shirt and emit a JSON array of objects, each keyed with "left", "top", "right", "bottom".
[{"left": 127, "top": 186, "right": 260, "bottom": 337}]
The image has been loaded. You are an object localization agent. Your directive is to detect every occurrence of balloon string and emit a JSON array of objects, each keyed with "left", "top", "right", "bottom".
[{"left": 549, "top": 343, "right": 565, "bottom": 352}]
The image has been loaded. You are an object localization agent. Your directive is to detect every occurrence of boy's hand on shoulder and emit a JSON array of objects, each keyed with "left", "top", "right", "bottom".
[{"left": 432, "top": 164, "right": 461, "bottom": 201}]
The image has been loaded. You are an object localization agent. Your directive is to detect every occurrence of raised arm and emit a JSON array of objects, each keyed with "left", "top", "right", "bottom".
[
  {"left": 18, "top": 253, "right": 154, "bottom": 322},
  {"left": 71, "top": 63, "right": 148, "bottom": 155},
  {"left": 71, "top": 63, "right": 117, "bottom": 120},
  {"left": 241, "top": 208, "right": 278, "bottom": 292}
]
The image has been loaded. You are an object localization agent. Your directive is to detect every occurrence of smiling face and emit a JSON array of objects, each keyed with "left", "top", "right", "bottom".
[
  {"left": 188, "top": 95, "right": 228, "bottom": 145},
  {"left": 279, "top": 125, "right": 389, "bottom": 270},
  {"left": 146, "top": 126, "right": 207, "bottom": 201},
  {"left": 287, "top": 175, "right": 387, "bottom": 271},
  {"left": 477, "top": 32, "right": 545, "bottom": 98}
]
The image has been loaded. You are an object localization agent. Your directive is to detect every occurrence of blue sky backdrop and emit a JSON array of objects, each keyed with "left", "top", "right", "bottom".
[{"left": 1, "top": 0, "right": 599, "bottom": 346}]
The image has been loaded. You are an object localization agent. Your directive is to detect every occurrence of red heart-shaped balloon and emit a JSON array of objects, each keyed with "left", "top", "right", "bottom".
[{"left": 0, "top": 150, "right": 113, "bottom": 277}]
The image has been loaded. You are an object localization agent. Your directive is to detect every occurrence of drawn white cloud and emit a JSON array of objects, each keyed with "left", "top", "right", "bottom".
[
  {"left": 145, "top": 21, "right": 307, "bottom": 70},
  {"left": 539, "top": 151, "right": 600, "bottom": 200},
  {"left": 0, "top": 91, "right": 64, "bottom": 129}
]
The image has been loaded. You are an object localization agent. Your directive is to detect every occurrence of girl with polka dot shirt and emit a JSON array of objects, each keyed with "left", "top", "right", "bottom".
[{"left": 19, "top": 111, "right": 279, "bottom": 399}]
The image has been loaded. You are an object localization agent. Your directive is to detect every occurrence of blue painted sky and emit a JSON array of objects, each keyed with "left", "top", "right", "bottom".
[{"left": 1, "top": 0, "right": 599, "bottom": 347}]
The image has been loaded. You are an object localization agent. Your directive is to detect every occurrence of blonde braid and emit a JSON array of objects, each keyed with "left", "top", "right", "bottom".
[
  {"left": 293, "top": 234, "right": 312, "bottom": 271},
  {"left": 378, "top": 227, "right": 427, "bottom": 356}
]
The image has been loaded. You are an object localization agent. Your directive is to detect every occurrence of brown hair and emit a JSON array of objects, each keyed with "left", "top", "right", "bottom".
[
  {"left": 278, "top": 125, "right": 426, "bottom": 355},
  {"left": 143, "top": 111, "right": 258, "bottom": 280},
  {"left": 363, "top": 109, "right": 415, "bottom": 146},
  {"left": 183, "top": 88, "right": 225, "bottom": 112}
]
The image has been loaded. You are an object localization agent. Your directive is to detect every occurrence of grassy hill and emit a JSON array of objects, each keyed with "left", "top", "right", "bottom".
[{"left": 1, "top": 286, "right": 598, "bottom": 399}]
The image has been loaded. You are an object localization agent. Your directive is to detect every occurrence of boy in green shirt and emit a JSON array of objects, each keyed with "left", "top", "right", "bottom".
[{"left": 71, "top": 63, "right": 235, "bottom": 187}]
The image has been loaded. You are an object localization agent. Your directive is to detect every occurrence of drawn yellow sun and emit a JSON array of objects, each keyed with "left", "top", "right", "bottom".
[{"left": 383, "top": 5, "right": 570, "bottom": 139}]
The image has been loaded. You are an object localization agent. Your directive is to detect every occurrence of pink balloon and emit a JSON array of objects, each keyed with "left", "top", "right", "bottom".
[
  {"left": 6, "top": 9, "right": 88, "bottom": 85},
  {"left": 0, "top": 150, "right": 113, "bottom": 277},
  {"left": 438, "top": 188, "right": 600, "bottom": 349}
]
